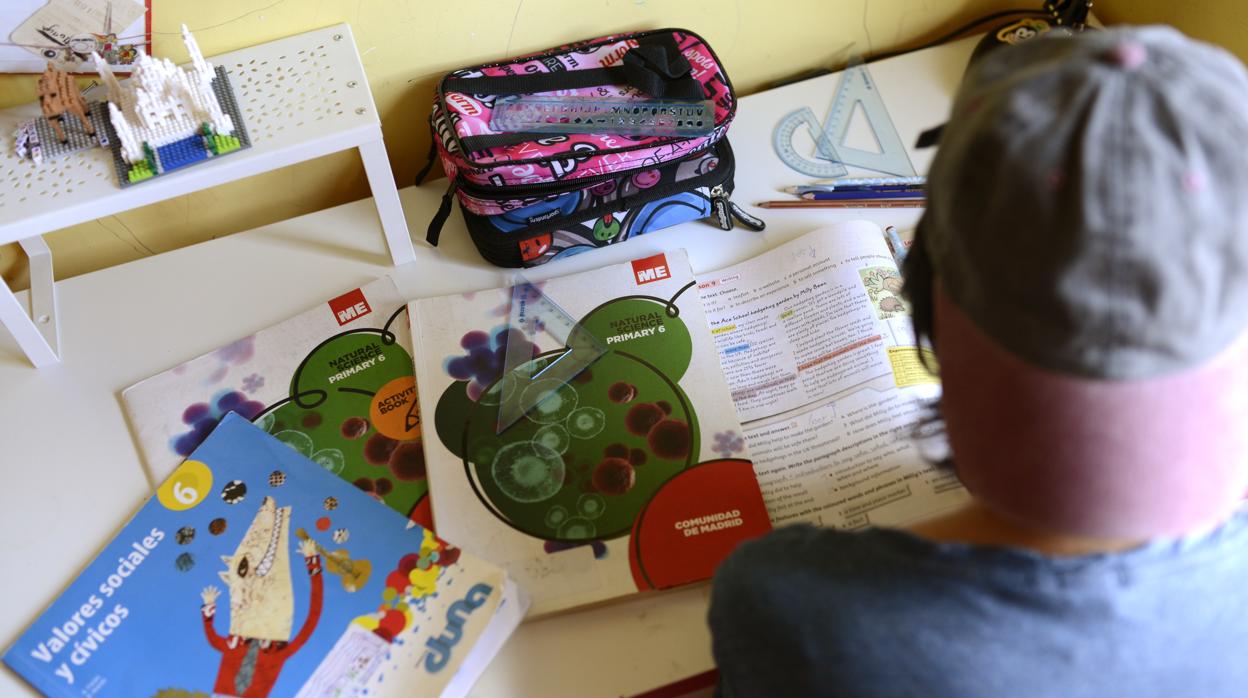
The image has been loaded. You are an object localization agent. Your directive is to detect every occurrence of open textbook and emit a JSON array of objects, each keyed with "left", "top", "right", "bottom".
[
  {"left": 700, "top": 221, "right": 969, "bottom": 528},
  {"left": 2, "top": 414, "right": 526, "bottom": 698},
  {"left": 410, "top": 250, "right": 772, "bottom": 617}
]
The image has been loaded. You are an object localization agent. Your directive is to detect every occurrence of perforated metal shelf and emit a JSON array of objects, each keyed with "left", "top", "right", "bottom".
[{"left": 0, "top": 23, "right": 413, "bottom": 368}]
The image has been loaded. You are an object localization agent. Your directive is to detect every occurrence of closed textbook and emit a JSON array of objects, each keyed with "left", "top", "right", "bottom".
[{"left": 2, "top": 413, "right": 527, "bottom": 698}]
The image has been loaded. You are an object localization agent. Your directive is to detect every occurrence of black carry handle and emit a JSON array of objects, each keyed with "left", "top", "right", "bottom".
[
  {"left": 442, "top": 35, "right": 703, "bottom": 101},
  {"left": 414, "top": 132, "right": 438, "bottom": 186},
  {"left": 426, "top": 180, "right": 456, "bottom": 247}
]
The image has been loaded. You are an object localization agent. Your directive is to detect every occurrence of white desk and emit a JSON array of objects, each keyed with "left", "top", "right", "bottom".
[{"left": 0, "top": 36, "right": 976, "bottom": 697}]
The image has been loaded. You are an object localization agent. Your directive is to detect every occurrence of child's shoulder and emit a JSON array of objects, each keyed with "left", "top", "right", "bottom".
[{"left": 715, "top": 505, "right": 1248, "bottom": 601}]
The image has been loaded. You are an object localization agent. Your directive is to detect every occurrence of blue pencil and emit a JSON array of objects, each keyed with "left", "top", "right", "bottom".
[
  {"left": 801, "top": 189, "right": 926, "bottom": 201},
  {"left": 783, "top": 176, "right": 926, "bottom": 194}
]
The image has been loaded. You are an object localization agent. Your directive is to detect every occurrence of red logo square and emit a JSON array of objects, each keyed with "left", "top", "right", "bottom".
[
  {"left": 631, "top": 253, "right": 671, "bottom": 285},
  {"left": 328, "top": 288, "right": 372, "bottom": 326}
]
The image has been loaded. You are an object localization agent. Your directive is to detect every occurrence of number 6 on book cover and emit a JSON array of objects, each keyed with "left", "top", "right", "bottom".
[{"left": 410, "top": 249, "right": 773, "bottom": 617}]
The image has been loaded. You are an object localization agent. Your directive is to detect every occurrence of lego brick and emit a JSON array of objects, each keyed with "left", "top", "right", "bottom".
[
  {"left": 18, "top": 101, "right": 111, "bottom": 165},
  {"left": 211, "top": 65, "right": 251, "bottom": 150},
  {"left": 156, "top": 134, "right": 210, "bottom": 172}
]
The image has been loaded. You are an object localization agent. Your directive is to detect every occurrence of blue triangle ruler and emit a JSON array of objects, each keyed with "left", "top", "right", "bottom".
[{"left": 772, "top": 59, "right": 916, "bottom": 178}]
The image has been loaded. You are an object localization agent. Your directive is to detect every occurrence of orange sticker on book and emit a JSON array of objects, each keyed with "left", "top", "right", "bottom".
[{"left": 370, "top": 376, "right": 420, "bottom": 440}]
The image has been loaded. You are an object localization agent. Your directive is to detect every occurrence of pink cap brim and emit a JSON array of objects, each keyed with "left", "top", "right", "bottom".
[{"left": 935, "top": 286, "right": 1248, "bottom": 538}]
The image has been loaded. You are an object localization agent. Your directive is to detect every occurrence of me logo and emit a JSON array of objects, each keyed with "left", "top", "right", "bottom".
[
  {"left": 328, "top": 288, "right": 372, "bottom": 326},
  {"left": 631, "top": 253, "right": 670, "bottom": 285}
]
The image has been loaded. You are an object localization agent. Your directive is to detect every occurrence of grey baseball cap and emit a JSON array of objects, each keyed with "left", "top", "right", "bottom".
[{"left": 921, "top": 25, "right": 1248, "bottom": 380}]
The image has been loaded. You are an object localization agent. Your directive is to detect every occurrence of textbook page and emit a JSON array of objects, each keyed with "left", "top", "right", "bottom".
[{"left": 699, "top": 222, "right": 968, "bottom": 528}]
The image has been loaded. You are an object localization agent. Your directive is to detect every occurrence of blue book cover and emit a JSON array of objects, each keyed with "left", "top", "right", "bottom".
[{"left": 3, "top": 414, "right": 526, "bottom": 698}]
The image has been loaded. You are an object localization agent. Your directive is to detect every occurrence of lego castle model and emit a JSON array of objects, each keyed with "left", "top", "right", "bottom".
[
  {"left": 10, "top": 23, "right": 249, "bottom": 184},
  {"left": 93, "top": 25, "right": 245, "bottom": 183}
]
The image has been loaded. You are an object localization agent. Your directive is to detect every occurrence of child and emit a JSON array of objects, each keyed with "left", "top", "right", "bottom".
[{"left": 709, "top": 26, "right": 1248, "bottom": 697}]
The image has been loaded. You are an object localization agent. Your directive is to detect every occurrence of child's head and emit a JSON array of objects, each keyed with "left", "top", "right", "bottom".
[{"left": 905, "top": 26, "right": 1248, "bottom": 538}]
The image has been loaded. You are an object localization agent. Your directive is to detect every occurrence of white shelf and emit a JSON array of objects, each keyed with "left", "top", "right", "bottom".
[{"left": 0, "top": 23, "right": 413, "bottom": 368}]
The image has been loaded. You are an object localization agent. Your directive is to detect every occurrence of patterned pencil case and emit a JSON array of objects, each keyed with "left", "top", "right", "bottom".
[
  {"left": 418, "top": 28, "right": 763, "bottom": 265},
  {"left": 459, "top": 139, "right": 763, "bottom": 267}
]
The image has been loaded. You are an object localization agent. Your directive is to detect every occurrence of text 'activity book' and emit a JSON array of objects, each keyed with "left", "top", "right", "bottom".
[
  {"left": 3, "top": 414, "right": 526, "bottom": 698},
  {"left": 122, "top": 277, "right": 434, "bottom": 529},
  {"left": 410, "top": 249, "right": 773, "bottom": 617}
]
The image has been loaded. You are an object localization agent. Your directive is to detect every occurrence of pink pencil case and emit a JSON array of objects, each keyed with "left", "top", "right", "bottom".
[{"left": 419, "top": 28, "right": 761, "bottom": 263}]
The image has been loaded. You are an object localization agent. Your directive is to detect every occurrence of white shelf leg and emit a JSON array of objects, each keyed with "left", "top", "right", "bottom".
[
  {"left": 0, "top": 236, "right": 60, "bottom": 367},
  {"left": 358, "top": 137, "right": 416, "bottom": 266}
]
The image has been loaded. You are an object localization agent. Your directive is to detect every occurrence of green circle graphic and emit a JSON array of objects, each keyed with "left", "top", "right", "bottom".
[
  {"left": 265, "top": 331, "right": 426, "bottom": 516},
  {"left": 463, "top": 350, "right": 700, "bottom": 541}
]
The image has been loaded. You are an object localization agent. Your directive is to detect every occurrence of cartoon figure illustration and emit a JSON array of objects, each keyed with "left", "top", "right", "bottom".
[
  {"left": 880, "top": 296, "right": 905, "bottom": 312},
  {"left": 116, "top": 43, "right": 139, "bottom": 64},
  {"left": 200, "top": 497, "right": 323, "bottom": 697},
  {"left": 859, "top": 267, "right": 910, "bottom": 319},
  {"left": 996, "top": 19, "right": 1050, "bottom": 45},
  {"left": 593, "top": 214, "right": 621, "bottom": 241},
  {"left": 295, "top": 527, "right": 371, "bottom": 592}
]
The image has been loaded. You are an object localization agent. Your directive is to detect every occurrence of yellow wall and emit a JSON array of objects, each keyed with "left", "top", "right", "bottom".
[
  {"left": 1096, "top": 0, "right": 1248, "bottom": 63},
  {"left": 3, "top": 0, "right": 1230, "bottom": 291}
]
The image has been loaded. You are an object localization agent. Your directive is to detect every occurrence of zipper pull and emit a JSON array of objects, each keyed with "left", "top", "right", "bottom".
[
  {"left": 709, "top": 185, "right": 734, "bottom": 230},
  {"left": 708, "top": 186, "right": 766, "bottom": 232},
  {"left": 426, "top": 179, "right": 458, "bottom": 247},
  {"left": 729, "top": 201, "right": 766, "bottom": 231}
]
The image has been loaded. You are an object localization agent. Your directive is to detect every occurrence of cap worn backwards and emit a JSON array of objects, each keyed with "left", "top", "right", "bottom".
[{"left": 922, "top": 25, "right": 1248, "bottom": 380}]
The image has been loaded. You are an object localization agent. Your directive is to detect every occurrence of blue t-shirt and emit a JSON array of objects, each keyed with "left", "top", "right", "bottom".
[{"left": 708, "top": 509, "right": 1248, "bottom": 697}]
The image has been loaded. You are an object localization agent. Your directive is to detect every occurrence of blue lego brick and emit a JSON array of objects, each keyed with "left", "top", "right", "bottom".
[{"left": 155, "top": 134, "right": 210, "bottom": 172}]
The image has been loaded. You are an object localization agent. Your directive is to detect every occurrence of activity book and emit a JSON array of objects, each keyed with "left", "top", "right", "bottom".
[{"left": 122, "top": 277, "right": 434, "bottom": 530}]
